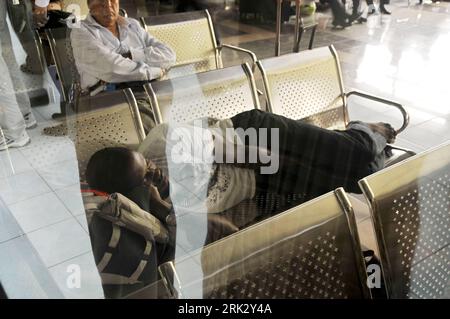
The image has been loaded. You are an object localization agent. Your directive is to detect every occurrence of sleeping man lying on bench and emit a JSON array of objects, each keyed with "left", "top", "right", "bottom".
[{"left": 86, "top": 109, "right": 396, "bottom": 234}]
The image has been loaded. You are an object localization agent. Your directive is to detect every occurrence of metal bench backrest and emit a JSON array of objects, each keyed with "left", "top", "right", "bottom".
[
  {"left": 257, "top": 45, "right": 347, "bottom": 130},
  {"left": 63, "top": 89, "right": 145, "bottom": 180},
  {"left": 145, "top": 63, "right": 260, "bottom": 125},
  {"left": 359, "top": 142, "right": 450, "bottom": 298},
  {"left": 141, "top": 10, "right": 220, "bottom": 78},
  {"left": 159, "top": 189, "right": 371, "bottom": 299}
]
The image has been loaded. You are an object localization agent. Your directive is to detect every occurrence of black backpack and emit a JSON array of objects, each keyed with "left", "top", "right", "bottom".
[{"left": 84, "top": 192, "right": 175, "bottom": 298}]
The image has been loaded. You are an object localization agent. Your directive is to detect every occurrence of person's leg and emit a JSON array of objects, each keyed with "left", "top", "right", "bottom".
[
  {"left": 350, "top": 0, "right": 365, "bottom": 22},
  {"left": 380, "top": 0, "right": 391, "bottom": 15},
  {"left": 351, "top": 0, "right": 361, "bottom": 15},
  {"left": 0, "top": 0, "right": 31, "bottom": 150},
  {"left": 281, "top": 1, "right": 294, "bottom": 23},
  {"left": 7, "top": 0, "right": 45, "bottom": 75},
  {"left": 0, "top": 46, "right": 30, "bottom": 149},
  {"left": 231, "top": 110, "right": 389, "bottom": 199},
  {"left": 366, "top": 0, "right": 376, "bottom": 14},
  {"left": 2, "top": 0, "right": 37, "bottom": 128},
  {"left": 326, "top": 0, "right": 351, "bottom": 27}
]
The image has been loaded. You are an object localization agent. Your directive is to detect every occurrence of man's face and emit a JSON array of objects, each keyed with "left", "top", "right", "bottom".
[{"left": 88, "top": 0, "right": 120, "bottom": 27}]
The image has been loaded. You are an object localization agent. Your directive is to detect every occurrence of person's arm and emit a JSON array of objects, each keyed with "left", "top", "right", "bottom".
[
  {"left": 129, "top": 21, "right": 177, "bottom": 70},
  {"left": 147, "top": 185, "right": 174, "bottom": 224},
  {"left": 71, "top": 27, "right": 164, "bottom": 85}
]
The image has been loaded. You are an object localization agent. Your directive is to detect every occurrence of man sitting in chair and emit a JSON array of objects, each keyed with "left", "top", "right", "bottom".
[{"left": 70, "top": 0, "right": 176, "bottom": 131}]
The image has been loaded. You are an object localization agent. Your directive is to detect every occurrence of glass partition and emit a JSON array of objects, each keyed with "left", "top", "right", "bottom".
[{"left": 0, "top": 0, "right": 449, "bottom": 300}]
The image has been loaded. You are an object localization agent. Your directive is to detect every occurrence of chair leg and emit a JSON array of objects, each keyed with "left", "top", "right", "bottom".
[
  {"left": 295, "top": 23, "right": 318, "bottom": 52},
  {"left": 308, "top": 25, "right": 317, "bottom": 50},
  {"left": 294, "top": 26, "right": 305, "bottom": 53}
]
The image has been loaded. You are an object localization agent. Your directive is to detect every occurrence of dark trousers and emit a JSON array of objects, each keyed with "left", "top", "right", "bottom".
[
  {"left": 366, "top": 0, "right": 389, "bottom": 6},
  {"left": 328, "top": 0, "right": 362, "bottom": 22},
  {"left": 7, "top": 0, "right": 45, "bottom": 75},
  {"left": 231, "top": 110, "right": 384, "bottom": 203}
]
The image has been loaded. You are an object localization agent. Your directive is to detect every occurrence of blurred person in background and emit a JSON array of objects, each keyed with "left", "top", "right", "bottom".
[
  {"left": 0, "top": 0, "right": 36, "bottom": 150},
  {"left": 7, "top": 1, "right": 56, "bottom": 106}
]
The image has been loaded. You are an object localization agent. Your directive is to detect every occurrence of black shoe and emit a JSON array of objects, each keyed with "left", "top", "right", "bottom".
[
  {"left": 332, "top": 19, "right": 351, "bottom": 28},
  {"left": 28, "top": 89, "right": 49, "bottom": 107},
  {"left": 358, "top": 17, "right": 367, "bottom": 23},
  {"left": 368, "top": 8, "right": 376, "bottom": 15},
  {"left": 349, "top": 11, "right": 364, "bottom": 23},
  {"left": 380, "top": 7, "right": 391, "bottom": 15}
]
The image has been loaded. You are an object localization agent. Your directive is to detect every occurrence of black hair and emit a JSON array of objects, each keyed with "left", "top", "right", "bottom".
[{"left": 85, "top": 147, "right": 144, "bottom": 194}]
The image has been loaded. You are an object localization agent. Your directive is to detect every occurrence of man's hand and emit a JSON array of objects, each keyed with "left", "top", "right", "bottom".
[
  {"left": 148, "top": 185, "right": 164, "bottom": 205},
  {"left": 33, "top": 5, "right": 49, "bottom": 28},
  {"left": 148, "top": 184, "right": 173, "bottom": 222}
]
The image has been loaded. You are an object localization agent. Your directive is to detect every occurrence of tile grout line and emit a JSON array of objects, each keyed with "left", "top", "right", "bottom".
[
  {"left": 47, "top": 250, "right": 94, "bottom": 270},
  {"left": 54, "top": 184, "right": 86, "bottom": 219},
  {"left": 13, "top": 214, "right": 75, "bottom": 237}
]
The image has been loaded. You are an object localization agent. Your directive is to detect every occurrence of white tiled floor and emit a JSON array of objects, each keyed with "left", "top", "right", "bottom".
[
  {"left": 75, "top": 214, "right": 89, "bottom": 233},
  {"left": 0, "top": 16, "right": 103, "bottom": 299},
  {"left": 8, "top": 192, "right": 73, "bottom": 233},
  {"left": 18, "top": 133, "right": 77, "bottom": 170},
  {"left": 0, "top": 149, "right": 33, "bottom": 179},
  {"left": 55, "top": 184, "right": 86, "bottom": 217},
  {"left": 48, "top": 252, "right": 104, "bottom": 299},
  {"left": 0, "top": 170, "right": 52, "bottom": 206},
  {"left": 0, "top": 0, "right": 449, "bottom": 299},
  {"left": 0, "top": 235, "right": 63, "bottom": 298},
  {"left": 26, "top": 218, "right": 92, "bottom": 268},
  {"left": 37, "top": 159, "right": 80, "bottom": 191}
]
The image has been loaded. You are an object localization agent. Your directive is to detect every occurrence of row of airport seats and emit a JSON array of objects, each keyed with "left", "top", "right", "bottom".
[
  {"left": 59, "top": 43, "right": 418, "bottom": 298},
  {"left": 67, "top": 44, "right": 415, "bottom": 181},
  {"left": 44, "top": 9, "right": 257, "bottom": 116},
  {"left": 127, "top": 142, "right": 450, "bottom": 299},
  {"left": 44, "top": 9, "right": 315, "bottom": 117},
  {"left": 41, "top": 8, "right": 446, "bottom": 299},
  {"left": 64, "top": 44, "right": 448, "bottom": 299},
  {"left": 42, "top": 8, "right": 414, "bottom": 164}
]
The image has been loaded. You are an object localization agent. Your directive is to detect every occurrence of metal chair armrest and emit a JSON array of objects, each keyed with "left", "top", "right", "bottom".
[
  {"left": 158, "top": 261, "right": 181, "bottom": 299},
  {"left": 218, "top": 44, "right": 258, "bottom": 67},
  {"left": 384, "top": 144, "right": 417, "bottom": 167},
  {"left": 346, "top": 90, "right": 410, "bottom": 134},
  {"left": 301, "top": 21, "right": 319, "bottom": 30},
  {"left": 386, "top": 144, "right": 416, "bottom": 155}
]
